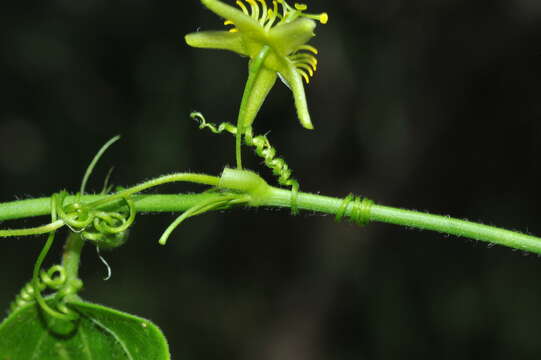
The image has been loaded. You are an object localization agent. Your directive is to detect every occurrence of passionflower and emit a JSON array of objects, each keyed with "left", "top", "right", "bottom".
[{"left": 185, "top": 0, "right": 328, "bottom": 130}]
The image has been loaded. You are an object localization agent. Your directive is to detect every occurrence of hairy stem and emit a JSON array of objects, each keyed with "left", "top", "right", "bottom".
[
  {"left": 0, "top": 194, "right": 223, "bottom": 221},
  {"left": 1, "top": 183, "right": 540, "bottom": 254},
  {"left": 0, "top": 220, "right": 64, "bottom": 236},
  {"left": 263, "top": 187, "right": 541, "bottom": 254},
  {"left": 87, "top": 172, "right": 219, "bottom": 208},
  {"left": 62, "top": 233, "right": 85, "bottom": 283}
]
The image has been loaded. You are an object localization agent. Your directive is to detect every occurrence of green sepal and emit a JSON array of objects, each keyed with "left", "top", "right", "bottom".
[
  {"left": 278, "top": 59, "right": 313, "bottom": 129},
  {"left": 185, "top": 30, "right": 247, "bottom": 55},
  {"left": 200, "top": 0, "right": 263, "bottom": 36},
  {"left": 240, "top": 66, "right": 278, "bottom": 129}
]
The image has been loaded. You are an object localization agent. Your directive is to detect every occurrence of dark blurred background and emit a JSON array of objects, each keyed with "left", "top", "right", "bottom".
[{"left": 1, "top": 0, "right": 541, "bottom": 358}]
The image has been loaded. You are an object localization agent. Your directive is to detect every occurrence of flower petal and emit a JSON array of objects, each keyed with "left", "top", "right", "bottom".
[
  {"left": 268, "top": 18, "right": 316, "bottom": 56},
  {"left": 240, "top": 66, "right": 277, "bottom": 128},
  {"left": 278, "top": 59, "right": 313, "bottom": 129},
  {"left": 200, "top": 0, "right": 264, "bottom": 37},
  {"left": 185, "top": 30, "right": 247, "bottom": 55}
]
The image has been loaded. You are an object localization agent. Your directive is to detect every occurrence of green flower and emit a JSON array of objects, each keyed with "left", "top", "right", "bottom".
[{"left": 185, "top": 0, "right": 328, "bottom": 130}]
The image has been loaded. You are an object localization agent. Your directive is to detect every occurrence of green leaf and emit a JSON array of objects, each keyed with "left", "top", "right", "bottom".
[{"left": 0, "top": 300, "right": 170, "bottom": 360}]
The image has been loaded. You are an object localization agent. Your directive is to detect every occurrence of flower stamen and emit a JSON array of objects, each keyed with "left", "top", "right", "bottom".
[
  {"left": 224, "top": 19, "right": 239, "bottom": 32},
  {"left": 296, "top": 68, "right": 310, "bottom": 83},
  {"left": 226, "top": 0, "right": 328, "bottom": 32},
  {"left": 236, "top": 0, "right": 250, "bottom": 15},
  {"left": 258, "top": 0, "right": 268, "bottom": 23},
  {"left": 303, "top": 11, "right": 328, "bottom": 24},
  {"left": 290, "top": 54, "right": 318, "bottom": 70},
  {"left": 246, "top": 0, "right": 260, "bottom": 20},
  {"left": 264, "top": 2, "right": 279, "bottom": 31},
  {"left": 289, "top": 45, "right": 319, "bottom": 84},
  {"left": 295, "top": 62, "right": 314, "bottom": 77},
  {"left": 277, "top": 0, "right": 290, "bottom": 22}
]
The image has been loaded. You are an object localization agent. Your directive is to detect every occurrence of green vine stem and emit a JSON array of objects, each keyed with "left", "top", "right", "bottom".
[
  {"left": 1, "top": 169, "right": 541, "bottom": 254},
  {"left": 62, "top": 233, "right": 85, "bottom": 290},
  {"left": 263, "top": 187, "right": 541, "bottom": 253},
  {"left": 87, "top": 172, "right": 219, "bottom": 208},
  {"left": 0, "top": 194, "right": 221, "bottom": 222},
  {"left": 0, "top": 172, "right": 219, "bottom": 237}
]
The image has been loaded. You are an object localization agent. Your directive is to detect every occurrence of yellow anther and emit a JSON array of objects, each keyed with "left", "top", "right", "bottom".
[
  {"left": 224, "top": 20, "right": 234, "bottom": 25},
  {"left": 236, "top": 0, "right": 249, "bottom": 15},
  {"left": 294, "top": 3, "right": 307, "bottom": 11},
  {"left": 302, "top": 11, "right": 329, "bottom": 25}
]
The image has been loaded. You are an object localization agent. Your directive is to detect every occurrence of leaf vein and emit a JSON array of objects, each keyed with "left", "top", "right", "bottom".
[
  {"left": 88, "top": 316, "right": 134, "bottom": 360},
  {"left": 78, "top": 323, "right": 94, "bottom": 360}
]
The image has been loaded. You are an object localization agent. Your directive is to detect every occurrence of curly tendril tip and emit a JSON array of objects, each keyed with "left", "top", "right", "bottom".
[{"left": 53, "top": 191, "right": 135, "bottom": 249}]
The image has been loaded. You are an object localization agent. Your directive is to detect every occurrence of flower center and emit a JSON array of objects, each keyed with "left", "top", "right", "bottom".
[{"left": 224, "top": 0, "right": 327, "bottom": 33}]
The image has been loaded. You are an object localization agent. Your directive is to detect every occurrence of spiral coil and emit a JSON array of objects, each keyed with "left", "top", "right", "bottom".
[
  {"left": 9, "top": 265, "right": 71, "bottom": 314},
  {"left": 335, "top": 194, "right": 374, "bottom": 226},
  {"left": 192, "top": 112, "right": 299, "bottom": 213},
  {"left": 53, "top": 191, "right": 135, "bottom": 249}
]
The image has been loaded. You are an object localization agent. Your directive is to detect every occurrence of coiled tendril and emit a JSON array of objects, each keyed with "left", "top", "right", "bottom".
[
  {"left": 58, "top": 135, "right": 136, "bottom": 249},
  {"left": 8, "top": 137, "right": 136, "bottom": 320},
  {"left": 192, "top": 111, "right": 299, "bottom": 214},
  {"left": 335, "top": 194, "right": 374, "bottom": 226},
  {"left": 53, "top": 191, "right": 136, "bottom": 249},
  {"left": 26, "top": 198, "right": 84, "bottom": 321},
  {"left": 9, "top": 265, "right": 69, "bottom": 314}
]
